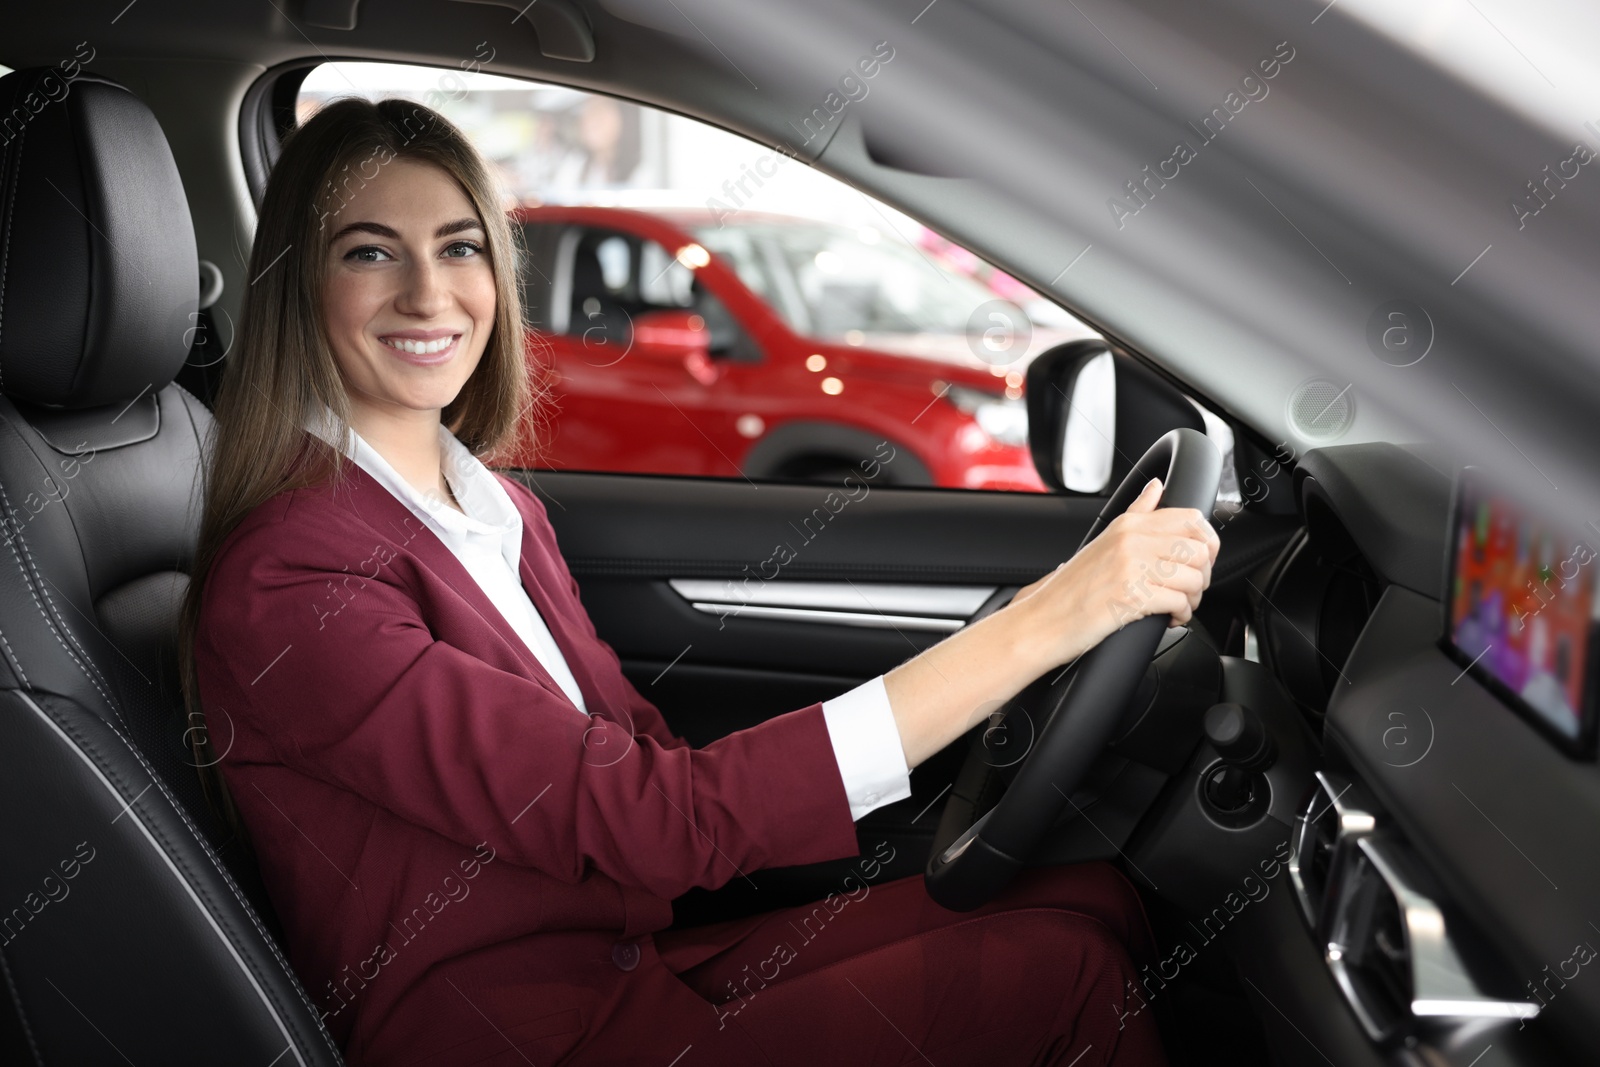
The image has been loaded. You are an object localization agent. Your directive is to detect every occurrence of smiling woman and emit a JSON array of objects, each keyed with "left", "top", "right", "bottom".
[
  {"left": 178, "top": 95, "right": 1202, "bottom": 1067},
  {"left": 320, "top": 159, "right": 504, "bottom": 499},
  {"left": 178, "top": 99, "right": 534, "bottom": 784},
  {"left": 177, "top": 98, "right": 529, "bottom": 591}
]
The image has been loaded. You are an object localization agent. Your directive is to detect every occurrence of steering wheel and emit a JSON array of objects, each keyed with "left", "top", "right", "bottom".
[{"left": 923, "top": 427, "right": 1222, "bottom": 911}]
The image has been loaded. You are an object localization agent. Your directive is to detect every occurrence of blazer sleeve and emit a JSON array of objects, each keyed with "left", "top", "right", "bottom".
[
  {"left": 198, "top": 509, "right": 863, "bottom": 901},
  {"left": 497, "top": 473, "right": 689, "bottom": 753}
]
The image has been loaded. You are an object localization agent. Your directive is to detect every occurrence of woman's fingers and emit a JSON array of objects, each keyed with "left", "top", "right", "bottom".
[
  {"left": 1109, "top": 503, "right": 1216, "bottom": 549},
  {"left": 1184, "top": 509, "right": 1222, "bottom": 565},
  {"left": 1106, "top": 532, "right": 1210, "bottom": 628},
  {"left": 1124, "top": 477, "right": 1163, "bottom": 514},
  {"left": 1008, "top": 485, "right": 1223, "bottom": 662},
  {"left": 1137, "top": 583, "right": 1194, "bottom": 626},
  {"left": 1153, "top": 558, "right": 1208, "bottom": 595},
  {"left": 1132, "top": 534, "right": 1212, "bottom": 586}
]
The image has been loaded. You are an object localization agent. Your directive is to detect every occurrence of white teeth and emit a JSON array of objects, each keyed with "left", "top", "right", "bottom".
[{"left": 381, "top": 335, "right": 456, "bottom": 355}]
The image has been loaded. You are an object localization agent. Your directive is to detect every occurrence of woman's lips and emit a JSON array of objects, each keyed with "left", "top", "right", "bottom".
[{"left": 378, "top": 333, "right": 460, "bottom": 366}]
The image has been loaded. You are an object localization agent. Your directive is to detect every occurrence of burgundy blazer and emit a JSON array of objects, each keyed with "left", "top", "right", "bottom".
[{"left": 195, "top": 459, "right": 864, "bottom": 1065}]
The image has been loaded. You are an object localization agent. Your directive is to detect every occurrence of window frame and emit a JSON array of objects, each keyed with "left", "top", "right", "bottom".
[{"left": 250, "top": 58, "right": 1254, "bottom": 500}]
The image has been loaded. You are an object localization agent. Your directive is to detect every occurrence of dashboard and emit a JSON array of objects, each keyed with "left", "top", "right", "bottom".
[{"left": 1254, "top": 442, "right": 1600, "bottom": 1059}]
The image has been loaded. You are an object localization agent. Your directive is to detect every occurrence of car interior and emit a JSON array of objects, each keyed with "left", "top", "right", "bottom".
[{"left": 2, "top": 1, "right": 1598, "bottom": 1065}]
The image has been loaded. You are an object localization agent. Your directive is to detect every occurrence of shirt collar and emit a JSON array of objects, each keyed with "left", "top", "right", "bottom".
[{"left": 304, "top": 404, "right": 523, "bottom": 573}]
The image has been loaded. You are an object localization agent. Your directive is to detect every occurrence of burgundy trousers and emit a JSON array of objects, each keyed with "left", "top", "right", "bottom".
[{"left": 635, "top": 860, "right": 1170, "bottom": 1067}]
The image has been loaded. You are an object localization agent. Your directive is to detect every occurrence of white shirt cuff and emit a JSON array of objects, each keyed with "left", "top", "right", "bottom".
[{"left": 820, "top": 674, "right": 912, "bottom": 822}]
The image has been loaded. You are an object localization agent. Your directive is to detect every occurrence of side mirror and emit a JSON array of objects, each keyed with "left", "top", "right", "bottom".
[
  {"left": 631, "top": 308, "right": 720, "bottom": 385},
  {"left": 1025, "top": 340, "right": 1206, "bottom": 493}
]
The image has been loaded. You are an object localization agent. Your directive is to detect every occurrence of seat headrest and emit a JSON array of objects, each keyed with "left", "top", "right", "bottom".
[{"left": 0, "top": 67, "right": 197, "bottom": 409}]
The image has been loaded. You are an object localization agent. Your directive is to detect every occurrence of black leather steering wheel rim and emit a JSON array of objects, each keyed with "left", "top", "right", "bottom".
[{"left": 923, "top": 427, "right": 1222, "bottom": 911}]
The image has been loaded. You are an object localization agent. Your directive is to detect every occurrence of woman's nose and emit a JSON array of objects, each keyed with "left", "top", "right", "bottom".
[{"left": 395, "top": 258, "right": 451, "bottom": 317}]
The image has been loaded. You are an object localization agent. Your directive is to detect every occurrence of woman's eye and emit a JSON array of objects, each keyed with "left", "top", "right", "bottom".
[
  {"left": 344, "top": 245, "right": 391, "bottom": 263},
  {"left": 443, "top": 240, "right": 483, "bottom": 258}
]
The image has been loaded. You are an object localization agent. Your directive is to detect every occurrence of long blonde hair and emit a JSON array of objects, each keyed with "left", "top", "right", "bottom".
[{"left": 179, "top": 96, "right": 536, "bottom": 840}]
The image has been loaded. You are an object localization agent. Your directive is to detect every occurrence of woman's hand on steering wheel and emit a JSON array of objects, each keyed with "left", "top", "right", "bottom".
[
  {"left": 886, "top": 473, "right": 1219, "bottom": 770},
  {"left": 1008, "top": 477, "right": 1220, "bottom": 669},
  {"left": 922, "top": 429, "right": 1224, "bottom": 910}
]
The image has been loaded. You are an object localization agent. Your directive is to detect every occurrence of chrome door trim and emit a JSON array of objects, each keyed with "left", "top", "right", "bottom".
[
  {"left": 685, "top": 601, "right": 965, "bottom": 632},
  {"left": 669, "top": 579, "right": 997, "bottom": 630}
]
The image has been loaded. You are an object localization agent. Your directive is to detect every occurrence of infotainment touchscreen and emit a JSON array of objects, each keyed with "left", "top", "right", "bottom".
[{"left": 1444, "top": 469, "right": 1600, "bottom": 755}]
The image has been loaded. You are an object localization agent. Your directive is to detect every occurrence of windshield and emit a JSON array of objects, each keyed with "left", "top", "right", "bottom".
[{"left": 692, "top": 220, "right": 1008, "bottom": 338}]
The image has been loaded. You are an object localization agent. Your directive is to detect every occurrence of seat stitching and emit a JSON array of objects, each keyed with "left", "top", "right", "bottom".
[
  {"left": 0, "top": 479, "right": 118, "bottom": 711},
  {"left": 41, "top": 695, "right": 345, "bottom": 1062},
  {"left": 0, "top": 620, "right": 30, "bottom": 687},
  {"left": 9, "top": 507, "right": 120, "bottom": 703},
  {"left": 0, "top": 938, "right": 43, "bottom": 1066},
  {"left": 0, "top": 412, "right": 122, "bottom": 709},
  {"left": 11, "top": 553, "right": 114, "bottom": 703},
  {"left": 0, "top": 534, "right": 115, "bottom": 709}
]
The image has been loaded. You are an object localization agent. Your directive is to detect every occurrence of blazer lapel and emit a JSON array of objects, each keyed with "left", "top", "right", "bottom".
[
  {"left": 333, "top": 462, "right": 580, "bottom": 709},
  {"left": 513, "top": 522, "right": 609, "bottom": 719}
]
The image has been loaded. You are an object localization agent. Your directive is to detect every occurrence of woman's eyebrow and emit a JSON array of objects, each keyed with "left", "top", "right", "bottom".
[
  {"left": 436, "top": 217, "right": 485, "bottom": 237},
  {"left": 330, "top": 217, "right": 486, "bottom": 242}
]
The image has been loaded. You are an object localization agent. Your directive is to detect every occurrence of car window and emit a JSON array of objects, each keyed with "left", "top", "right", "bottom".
[{"left": 296, "top": 63, "right": 1238, "bottom": 493}]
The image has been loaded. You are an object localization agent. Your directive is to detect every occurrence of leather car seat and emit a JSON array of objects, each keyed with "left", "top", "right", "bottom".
[{"left": 0, "top": 68, "right": 343, "bottom": 1065}]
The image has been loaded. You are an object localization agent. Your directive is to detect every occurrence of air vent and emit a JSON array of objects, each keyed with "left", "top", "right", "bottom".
[
  {"left": 1326, "top": 835, "right": 1539, "bottom": 1043},
  {"left": 1288, "top": 771, "right": 1376, "bottom": 934},
  {"left": 1326, "top": 841, "right": 1411, "bottom": 1041},
  {"left": 1291, "top": 788, "right": 1336, "bottom": 915}
]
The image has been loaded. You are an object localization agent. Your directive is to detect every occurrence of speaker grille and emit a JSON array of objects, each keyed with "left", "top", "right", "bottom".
[{"left": 1287, "top": 379, "right": 1355, "bottom": 441}]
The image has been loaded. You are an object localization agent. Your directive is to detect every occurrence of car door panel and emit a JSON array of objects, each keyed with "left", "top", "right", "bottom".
[
  {"left": 514, "top": 467, "right": 1298, "bottom": 730},
  {"left": 507, "top": 468, "right": 1299, "bottom": 924}
]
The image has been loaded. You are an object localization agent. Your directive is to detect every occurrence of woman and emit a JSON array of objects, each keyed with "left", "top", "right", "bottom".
[{"left": 183, "top": 97, "right": 1217, "bottom": 1067}]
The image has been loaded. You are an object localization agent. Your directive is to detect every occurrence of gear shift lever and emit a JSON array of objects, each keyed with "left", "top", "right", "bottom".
[
  {"left": 1203, "top": 702, "right": 1276, "bottom": 772},
  {"left": 1200, "top": 703, "right": 1275, "bottom": 818}
]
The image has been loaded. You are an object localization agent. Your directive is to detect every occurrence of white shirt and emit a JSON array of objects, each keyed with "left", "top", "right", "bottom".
[{"left": 306, "top": 411, "right": 913, "bottom": 822}]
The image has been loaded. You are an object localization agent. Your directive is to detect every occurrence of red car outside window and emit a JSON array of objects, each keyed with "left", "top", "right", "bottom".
[{"left": 506, "top": 206, "right": 1099, "bottom": 492}]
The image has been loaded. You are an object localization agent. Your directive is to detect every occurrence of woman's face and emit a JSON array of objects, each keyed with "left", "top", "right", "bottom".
[{"left": 322, "top": 157, "right": 496, "bottom": 425}]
